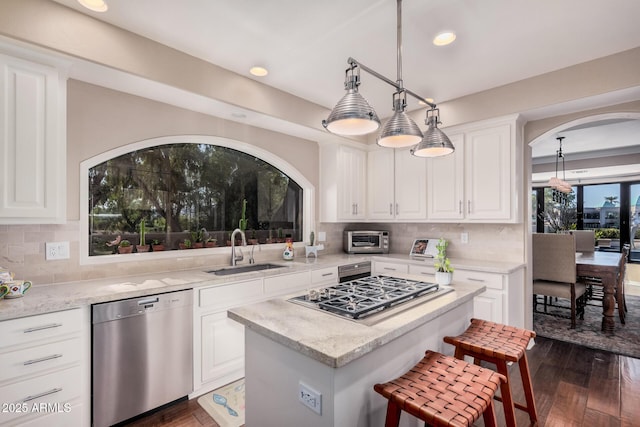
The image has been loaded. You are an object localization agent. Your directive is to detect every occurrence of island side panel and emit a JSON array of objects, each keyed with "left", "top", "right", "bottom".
[{"left": 244, "top": 300, "right": 474, "bottom": 427}]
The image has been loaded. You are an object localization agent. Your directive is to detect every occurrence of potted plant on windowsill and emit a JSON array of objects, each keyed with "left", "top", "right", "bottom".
[
  {"left": 151, "top": 239, "right": 165, "bottom": 251},
  {"left": 118, "top": 239, "right": 133, "bottom": 254},
  {"left": 136, "top": 219, "right": 150, "bottom": 253},
  {"left": 434, "top": 238, "right": 454, "bottom": 285},
  {"left": 179, "top": 239, "right": 192, "bottom": 250}
]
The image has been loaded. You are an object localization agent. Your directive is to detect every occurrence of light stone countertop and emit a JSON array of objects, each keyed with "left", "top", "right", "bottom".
[
  {"left": 228, "top": 278, "right": 486, "bottom": 368},
  {"left": 0, "top": 253, "right": 521, "bottom": 322},
  {"left": 0, "top": 254, "right": 369, "bottom": 321}
]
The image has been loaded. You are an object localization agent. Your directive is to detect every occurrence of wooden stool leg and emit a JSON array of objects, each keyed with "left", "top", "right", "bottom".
[
  {"left": 495, "top": 360, "right": 517, "bottom": 427},
  {"left": 518, "top": 353, "right": 539, "bottom": 424},
  {"left": 384, "top": 400, "right": 401, "bottom": 427},
  {"left": 482, "top": 400, "right": 499, "bottom": 427}
]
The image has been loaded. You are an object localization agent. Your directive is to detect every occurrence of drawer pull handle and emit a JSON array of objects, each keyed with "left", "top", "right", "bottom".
[
  {"left": 22, "top": 388, "right": 62, "bottom": 403},
  {"left": 23, "top": 323, "right": 63, "bottom": 333},
  {"left": 321, "top": 272, "right": 334, "bottom": 277},
  {"left": 23, "top": 354, "right": 63, "bottom": 366},
  {"left": 383, "top": 267, "right": 397, "bottom": 271},
  {"left": 467, "top": 278, "right": 485, "bottom": 283}
]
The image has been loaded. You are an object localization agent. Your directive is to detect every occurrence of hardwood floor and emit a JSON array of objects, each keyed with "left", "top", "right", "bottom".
[{"left": 123, "top": 336, "right": 640, "bottom": 426}]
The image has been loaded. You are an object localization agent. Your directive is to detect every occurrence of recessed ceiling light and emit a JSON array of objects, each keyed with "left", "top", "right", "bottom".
[
  {"left": 249, "top": 66, "right": 268, "bottom": 77},
  {"left": 78, "top": 0, "right": 108, "bottom": 12},
  {"left": 433, "top": 31, "right": 456, "bottom": 46}
]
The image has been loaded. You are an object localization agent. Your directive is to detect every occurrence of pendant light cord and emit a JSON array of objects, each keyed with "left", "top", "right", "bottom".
[{"left": 396, "top": 0, "right": 403, "bottom": 89}]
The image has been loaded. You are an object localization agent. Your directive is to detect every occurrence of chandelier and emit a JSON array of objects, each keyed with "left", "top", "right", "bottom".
[
  {"left": 322, "top": 0, "right": 454, "bottom": 157},
  {"left": 549, "top": 136, "right": 572, "bottom": 203}
]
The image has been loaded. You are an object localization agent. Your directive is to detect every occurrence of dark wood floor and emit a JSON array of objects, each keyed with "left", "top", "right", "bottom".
[{"left": 123, "top": 336, "right": 640, "bottom": 426}]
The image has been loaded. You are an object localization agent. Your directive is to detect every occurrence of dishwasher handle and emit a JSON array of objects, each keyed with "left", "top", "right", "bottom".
[{"left": 137, "top": 297, "right": 159, "bottom": 306}]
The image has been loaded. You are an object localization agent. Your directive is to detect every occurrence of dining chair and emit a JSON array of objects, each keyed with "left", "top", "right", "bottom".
[
  {"left": 533, "top": 233, "right": 587, "bottom": 329},
  {"left": 570, "top": 230, "right": 596, "bottom": 252},
  {"left": 616, "top": 244, "right": 630, "bottom": 323}
]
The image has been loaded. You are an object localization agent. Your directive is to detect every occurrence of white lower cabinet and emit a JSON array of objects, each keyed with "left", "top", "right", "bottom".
[
  {"left": 0, "top": 308, "right": 89, "bottom": 426},
  {"left": 200, "top": 311, "right": 245, "bottom": 386},
  {"left": 194, "top": 269, "right": 314, "bottom": 396},
  {"left": 455, "top": 268, "right": 524, "bottom": 328}
]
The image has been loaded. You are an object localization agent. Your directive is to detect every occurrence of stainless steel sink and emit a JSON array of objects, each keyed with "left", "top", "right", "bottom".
[{"left": 207, "top": 263, "right": 285, "bottom": 276}]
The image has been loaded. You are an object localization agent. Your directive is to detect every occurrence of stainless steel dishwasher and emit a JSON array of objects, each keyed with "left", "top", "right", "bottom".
[{"left": 92, "top": 289, "right": 193, "bottom": 427}]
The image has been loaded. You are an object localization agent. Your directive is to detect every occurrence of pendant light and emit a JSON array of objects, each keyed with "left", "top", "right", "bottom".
[
  {"left": 322, "top": 0, "right": 454, "bottom": 157},
  {"left": 322, "top": 66, "right": 380, "bottom": 135},
  {"left": 411, "top": 109, "right": 455, "bottom": 157},
  {"left": 549, "top": 136, "right": 572, "bottom": 205}
]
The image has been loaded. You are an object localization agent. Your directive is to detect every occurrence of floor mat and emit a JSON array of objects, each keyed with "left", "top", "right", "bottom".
[
  {"left": 534, "top": 294, "right": 640, "bottom": 359},
  {"left": 197, "top": 379, "right": 245, "bottom": 427}
]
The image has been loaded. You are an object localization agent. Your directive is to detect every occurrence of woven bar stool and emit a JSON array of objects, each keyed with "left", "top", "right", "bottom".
[
  {"left": 443, "top": 319, "right": 538, "bottom": 427},
  {"left": 374, "top": 350, "right": 506, "bottom": 427}
]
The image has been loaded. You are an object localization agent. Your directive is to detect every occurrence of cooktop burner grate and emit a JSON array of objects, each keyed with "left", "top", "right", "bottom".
[{"left": 289, "top": 275, "right": 441, "bottom": 320}]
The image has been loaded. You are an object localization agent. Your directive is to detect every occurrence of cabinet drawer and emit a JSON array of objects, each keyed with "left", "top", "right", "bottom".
[
  {"left": 199, "top": 279, "right": 263, "bottom": 309},
  {"left": 0, "top": 337, "right": 81, "bottom": 383},
  {"left": 456, "top": 270, "right": 503, "bottom": 290},
  {"left": 0, "top": 310, "right": 82, "bottom": 349},
  {"left": 408, "top": 265, "right": 436, "bottom": 281},
  {"left": 374, "top": 262, "right": 408, "bottom": 275},
  {"left": 311, "top": 267, "right": 338, "bottom": 284},
  {"left": 264, "top": 271, "right": 310, "bottom": 296},
  {"left": 0, "top": 366, "right": 82, "bottom": 423}
]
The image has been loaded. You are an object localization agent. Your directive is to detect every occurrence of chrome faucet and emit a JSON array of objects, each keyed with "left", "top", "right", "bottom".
[
  {"left": 230, "top": 228, "right": 246, "bottom": 266},
  {"left": 249, "top": 243, "right": 259, "bottom": 264}
]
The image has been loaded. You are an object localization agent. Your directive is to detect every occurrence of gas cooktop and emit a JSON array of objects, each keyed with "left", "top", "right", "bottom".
[{"left": 288, "top": 275, "right": 452, "bottom": 321}]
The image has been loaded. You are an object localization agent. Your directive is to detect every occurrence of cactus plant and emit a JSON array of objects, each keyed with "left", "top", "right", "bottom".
[
  {"left": 139, "top": 219, "right": 146, "bottom": 246},
  {"left": 238, "top": 199, "right": 248, "bottom": 231},
  {"left": 309, "top": 231, "right": 315, "bottom": 246}
]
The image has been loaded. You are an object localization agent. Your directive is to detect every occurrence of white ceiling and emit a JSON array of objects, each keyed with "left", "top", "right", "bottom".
[{"left": 50, "top": 0, "right": 640, "bottom": 168}]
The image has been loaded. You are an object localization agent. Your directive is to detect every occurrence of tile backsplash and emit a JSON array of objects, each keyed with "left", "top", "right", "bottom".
[{"left": 1, "top": 221, "right": 524, "bottom": 286}]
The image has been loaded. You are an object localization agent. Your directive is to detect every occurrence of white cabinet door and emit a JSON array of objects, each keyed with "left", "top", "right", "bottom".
[
  {"left": 473, "top": 289, "right": 504, "bottom": 324},
  {"left": 0, "top": 53, "right": 66, "bottom": 224},
  {"left": 426, "top": 117, "right": 519, "bottom": 223},
  {"left": 367, "top": 148, "right": 426, "bottom": 220},
  {"left": 465, "top": 124, "right": 512, "bottom": 221},
  {"left": 320, "top": 143, "right": 367, "bottom": 222},
  {"left": 367, "top": 149, "right": 395, "bottom": 220},
  {"left": 394, "top": 149, "right": 427, "bottom": 220},
  {"left": 427, "top": 133, "right": 464, "bottom": 220},
  {"left": 338, "top": 145, "right": 367, "bottom": 220},
  {"left": 201, "top": 311, "right": 245, "bottom": 384}
]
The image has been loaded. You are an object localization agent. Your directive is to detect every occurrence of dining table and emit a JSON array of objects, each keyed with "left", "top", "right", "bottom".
[{"left": 576, "top": 251, "right": 622, "bottom": 333}]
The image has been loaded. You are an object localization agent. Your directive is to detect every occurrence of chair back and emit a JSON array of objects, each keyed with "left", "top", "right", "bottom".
[
  {"left": 532, "top": 233, "right": 576, "bottom": 283},
  {"left": 570, "top": 230, "right": 595, "bottom": 252}
]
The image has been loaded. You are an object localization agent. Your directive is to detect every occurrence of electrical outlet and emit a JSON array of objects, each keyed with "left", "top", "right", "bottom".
[
  {"left": 461, "top": 232, "right": 469, "bottom": 244},
  {"left": 46, "top": 241, "right": 70, "bottom": 260},
  {"left": 317, "top": 231, "right": 326, "bottom": 242},
  {"left": 298, "top": 382, "right": 321, "bottom": 414}
]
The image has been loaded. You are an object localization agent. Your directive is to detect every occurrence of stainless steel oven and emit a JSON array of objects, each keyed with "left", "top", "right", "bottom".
[{"left": 338, "top": 261, "right": 372, "bottom": 282}]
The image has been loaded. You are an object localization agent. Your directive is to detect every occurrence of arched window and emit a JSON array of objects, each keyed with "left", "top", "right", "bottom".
[{"left": 80, "top": 136, "right": 313, "bottom": 263}]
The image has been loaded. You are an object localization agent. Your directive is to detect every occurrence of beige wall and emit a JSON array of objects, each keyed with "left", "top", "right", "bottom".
[{"left": 66, "top": 80, "right": 319, "bottom": 221}]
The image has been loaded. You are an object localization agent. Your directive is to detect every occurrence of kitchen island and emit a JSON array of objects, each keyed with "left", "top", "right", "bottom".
[{"left": 228, "top": 277, "right": 485, "bottom": 427}]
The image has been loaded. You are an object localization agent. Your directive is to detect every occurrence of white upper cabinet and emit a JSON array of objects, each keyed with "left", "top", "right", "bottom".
[
  {"left": 320, "top": 143, "right": 367, "bottom": 222},
  {"left": 0, "top": 50, "right": 67, "bottom": 224},
  {"left": 427, "top": 115, "right": 522, "bottom": 223},
  {"left": 368, "top": 148, "right": 427, "bottom": 220}
]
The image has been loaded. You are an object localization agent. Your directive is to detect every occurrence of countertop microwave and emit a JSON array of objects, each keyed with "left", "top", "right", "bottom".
[{"left": 343, "top": 230, "right": 389, "bottom": 254}]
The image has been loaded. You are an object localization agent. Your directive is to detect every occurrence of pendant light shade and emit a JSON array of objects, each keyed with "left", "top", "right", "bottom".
[
  {"left": 411, "top": 110, "right": 455, "bottom": 157},
  {"left": 377, "top": 98, "right": 423, "bottom": 147},
  {"left": 322, "top": 90, "right": 380, "bottom": 136}
]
